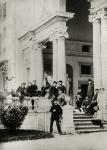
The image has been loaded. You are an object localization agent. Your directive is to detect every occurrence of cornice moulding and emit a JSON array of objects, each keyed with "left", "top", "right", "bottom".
[{"left": 18, "top": 11, "right": 75, "bottom": 42}]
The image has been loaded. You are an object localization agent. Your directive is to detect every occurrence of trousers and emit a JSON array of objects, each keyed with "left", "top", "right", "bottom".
[{"left": 50, "top": 117, "right": 62, "bottom": 134}]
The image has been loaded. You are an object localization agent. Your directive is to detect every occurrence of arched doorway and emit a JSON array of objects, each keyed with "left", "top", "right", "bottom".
[{"left": 66, "top": 64, "right": 73, "bottom": 97}]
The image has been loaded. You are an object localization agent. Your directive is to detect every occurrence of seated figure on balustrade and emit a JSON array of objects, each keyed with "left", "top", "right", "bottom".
[
  {"left": 26, "top": 80, "right": 40, "bottom": 97},
  {"left": 41, "top": 72, "right": 53, "bottom": 96},
  {"left": 58, "top": 80, "right": 66, "bottom": 94}
]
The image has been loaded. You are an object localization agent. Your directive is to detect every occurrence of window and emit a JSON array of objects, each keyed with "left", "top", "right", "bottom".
[
  {"left": 79, "top": 63, "right": 93, "bottom": 76},
  {"left": 3, "top": 3, "right": 6, "bottom": 19},
  {"left": 81, "top": 65, "right": 91, "bottom": 75},
  {"left": 82, "top": 45, "right": 89, "bottom": 52}
]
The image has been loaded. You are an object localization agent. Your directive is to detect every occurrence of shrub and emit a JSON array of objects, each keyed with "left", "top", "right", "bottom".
[{"left": 1, "top": 105, "right": 28, "bottom": 131}]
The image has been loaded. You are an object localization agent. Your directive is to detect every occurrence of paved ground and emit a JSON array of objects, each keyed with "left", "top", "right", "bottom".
[{"left": 0, "top": 132, "right": 107, "bottom": 150}]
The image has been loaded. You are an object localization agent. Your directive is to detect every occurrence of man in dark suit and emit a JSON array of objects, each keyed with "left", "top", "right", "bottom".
[
  {"left": 31, "top": 80, "right": 38, "bottom": 95},
  {"left": 50, "top": 100, "right": 62, "bottom": 134},
  {"left": 58, "top": 80, "right": 66, "bottom": 94},
  {"left": 87, "top": 79, "right": 94, "bottom": 102},
  {"left": 49, "top": 81, "right": 59, "bottom": 99},
  {"left": 86, "top": 89, "right": 99, "bottom": 115},
  {"left": 29, "top": 80, "right": 40, "bottom": 96},
  {"left": 26, "top": 82, "right": 33, "bottom": 97}
]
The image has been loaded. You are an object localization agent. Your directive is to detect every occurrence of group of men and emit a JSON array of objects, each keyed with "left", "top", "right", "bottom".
[
  {"left": 11, "top": 80, "right": 40, "bottom": 103},
  {"left": 75, "top": 79, "right": 105, "bottom": 128},
  {"left": 12, "top": 79, "right": 67, "bottom": 135},
  {"left": 76, "top": 79, "right": 95, "bottom": 114}
]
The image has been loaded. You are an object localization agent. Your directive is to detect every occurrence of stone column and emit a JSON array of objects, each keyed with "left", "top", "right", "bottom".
[
  {"left": 50, "top": 34, "right": 58, "bottom": 81},
  {"left": 50, "top": 28, "right": 68, "bottom": 85},
  {"left": 57, "top": 36, "right": 66, "bottom": 85},
  {"left": 30, "top": 38, "right": 38, "bottom": 82},
  {"left": 36, "top": 44, "right": 44, "bottom": 89},
  {"left": 57, "top": 28, "right": 68, "bottom": 85},
  {"left": 30, "top": 38, "right": 43, "bottom": 90},
  {"left": 93, "top": 19, "right": 102, "bottom": 89},
  {"left": 101, "top": 13, "right": 107, "bottom": 89}
]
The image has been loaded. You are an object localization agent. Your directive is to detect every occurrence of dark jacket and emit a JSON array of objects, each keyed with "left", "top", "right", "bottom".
[
  {"left": 49, "top": 86, "right": 59, "bottom": 98},
  {"left": 58, "top": 85, "right": 66, "bottom": 94},
  {"left": 50, "top": 104, "right": 62, "bottom": 120},
  {"left": 87, "top": 83, "right": 94, "bottom": 100},
  {"left": 31, "top": 84, "right": 38, "bottom": 92},
  {"left": 26, "top": 84, "right": 38, "bottom": 96},
  {"left": 26, "top": 86, "right": 33, "bottom": 96},
  {"left": 17, "top": 86, "right": 26, "bottom": 96}
]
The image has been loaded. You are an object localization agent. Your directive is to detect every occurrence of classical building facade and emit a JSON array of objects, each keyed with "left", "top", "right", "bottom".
[{"left": 0, "top": 0, "right": 107, "bottom": 101}]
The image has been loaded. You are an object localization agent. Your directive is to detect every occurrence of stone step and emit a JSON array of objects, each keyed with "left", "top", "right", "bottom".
[
  {"left": 74, "top": 119, "right": 107, "bottom": 127},
  {"left": 74, "top": 121, "right": 93, "bottom": 126},
  {"left": 73, "top": 112, "right": 107, "bottom": 133},
  {"left": 76, "top": 128, "right": 107, "bottom": 134},
  {"left": 74, "top": 118, "right": 93, "bottom": 122},
  {"left": 73, "top": 115, "right": 93, "bottom": 119},
  {"left": 75, "top": 125, "right": 103, "bottom": 130}
]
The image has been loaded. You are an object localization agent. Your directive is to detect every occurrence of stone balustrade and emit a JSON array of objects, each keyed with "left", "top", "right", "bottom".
[
  {"left": 1, "top": 95, "right": 75, "bottom": 134},
  {"left": 22, "top": 96, "right": 75, "bottom": 134}
]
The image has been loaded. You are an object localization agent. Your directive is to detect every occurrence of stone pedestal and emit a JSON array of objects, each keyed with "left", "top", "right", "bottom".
[
  {"left": 62, "top": 104, "right": 75, "bottom": 134},
  {"left": 21, "top": 112, "right": 38, "bottom": 130},
  {"left": 97, "top": 90, "right": 107, "bottom": 121},
  {"left": 22, "top": 97, "right": 51, "bottom": 131}
]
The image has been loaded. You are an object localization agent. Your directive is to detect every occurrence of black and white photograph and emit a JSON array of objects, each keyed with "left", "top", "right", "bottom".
[{"left": 0, "top": 0, "right": 107, "bottom": 150}]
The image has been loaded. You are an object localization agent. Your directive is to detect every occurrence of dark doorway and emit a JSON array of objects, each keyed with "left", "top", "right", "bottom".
[{"left": 81, "top": 84, "right": 88, "bottom": 99}]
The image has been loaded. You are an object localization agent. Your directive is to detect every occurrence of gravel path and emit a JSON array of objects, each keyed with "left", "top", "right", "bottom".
[{"left": 0, "top": 132, "right": 107, "bottom": 150}]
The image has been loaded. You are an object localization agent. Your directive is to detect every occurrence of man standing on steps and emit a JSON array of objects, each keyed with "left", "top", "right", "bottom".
[
  {"left": 87, "top": 79, "right": 94, "bottom": 102},
  {"left": 50, "top": 100, "right": 62, "bottom": 135}
]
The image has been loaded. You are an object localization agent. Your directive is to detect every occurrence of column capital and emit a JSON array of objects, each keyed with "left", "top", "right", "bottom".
[
  {"left": 100, "top": 8, "right": 107, "bottom": 20},
  {"left": 31, "top": 35, "right": 44, "bottom": 50},
  {"left": 49, "top": 27, "right": 69, "bottom": 41},
  {"left": 89, "top": 13, "right": 100, "bottom": 23},
  {"left": 89, "top": 7, "right": 107, "bottom": 23}
]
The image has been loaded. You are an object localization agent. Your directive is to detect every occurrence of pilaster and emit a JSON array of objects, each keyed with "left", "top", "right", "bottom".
[{"left": 30, "top": 36, "right": 43, "bottom": 89}]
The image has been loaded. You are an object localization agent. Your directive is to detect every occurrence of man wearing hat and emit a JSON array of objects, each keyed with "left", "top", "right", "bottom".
[
  {"left": 50, "top": 100, "right": 62, "bottom": 134},
  {"left": 58, "top": 80, "right": 66, "bottom": 94}
]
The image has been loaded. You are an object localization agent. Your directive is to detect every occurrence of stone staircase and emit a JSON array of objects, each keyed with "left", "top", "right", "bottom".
[{"left": 73, "top": 112, "right": 107, "bottom": 133}]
